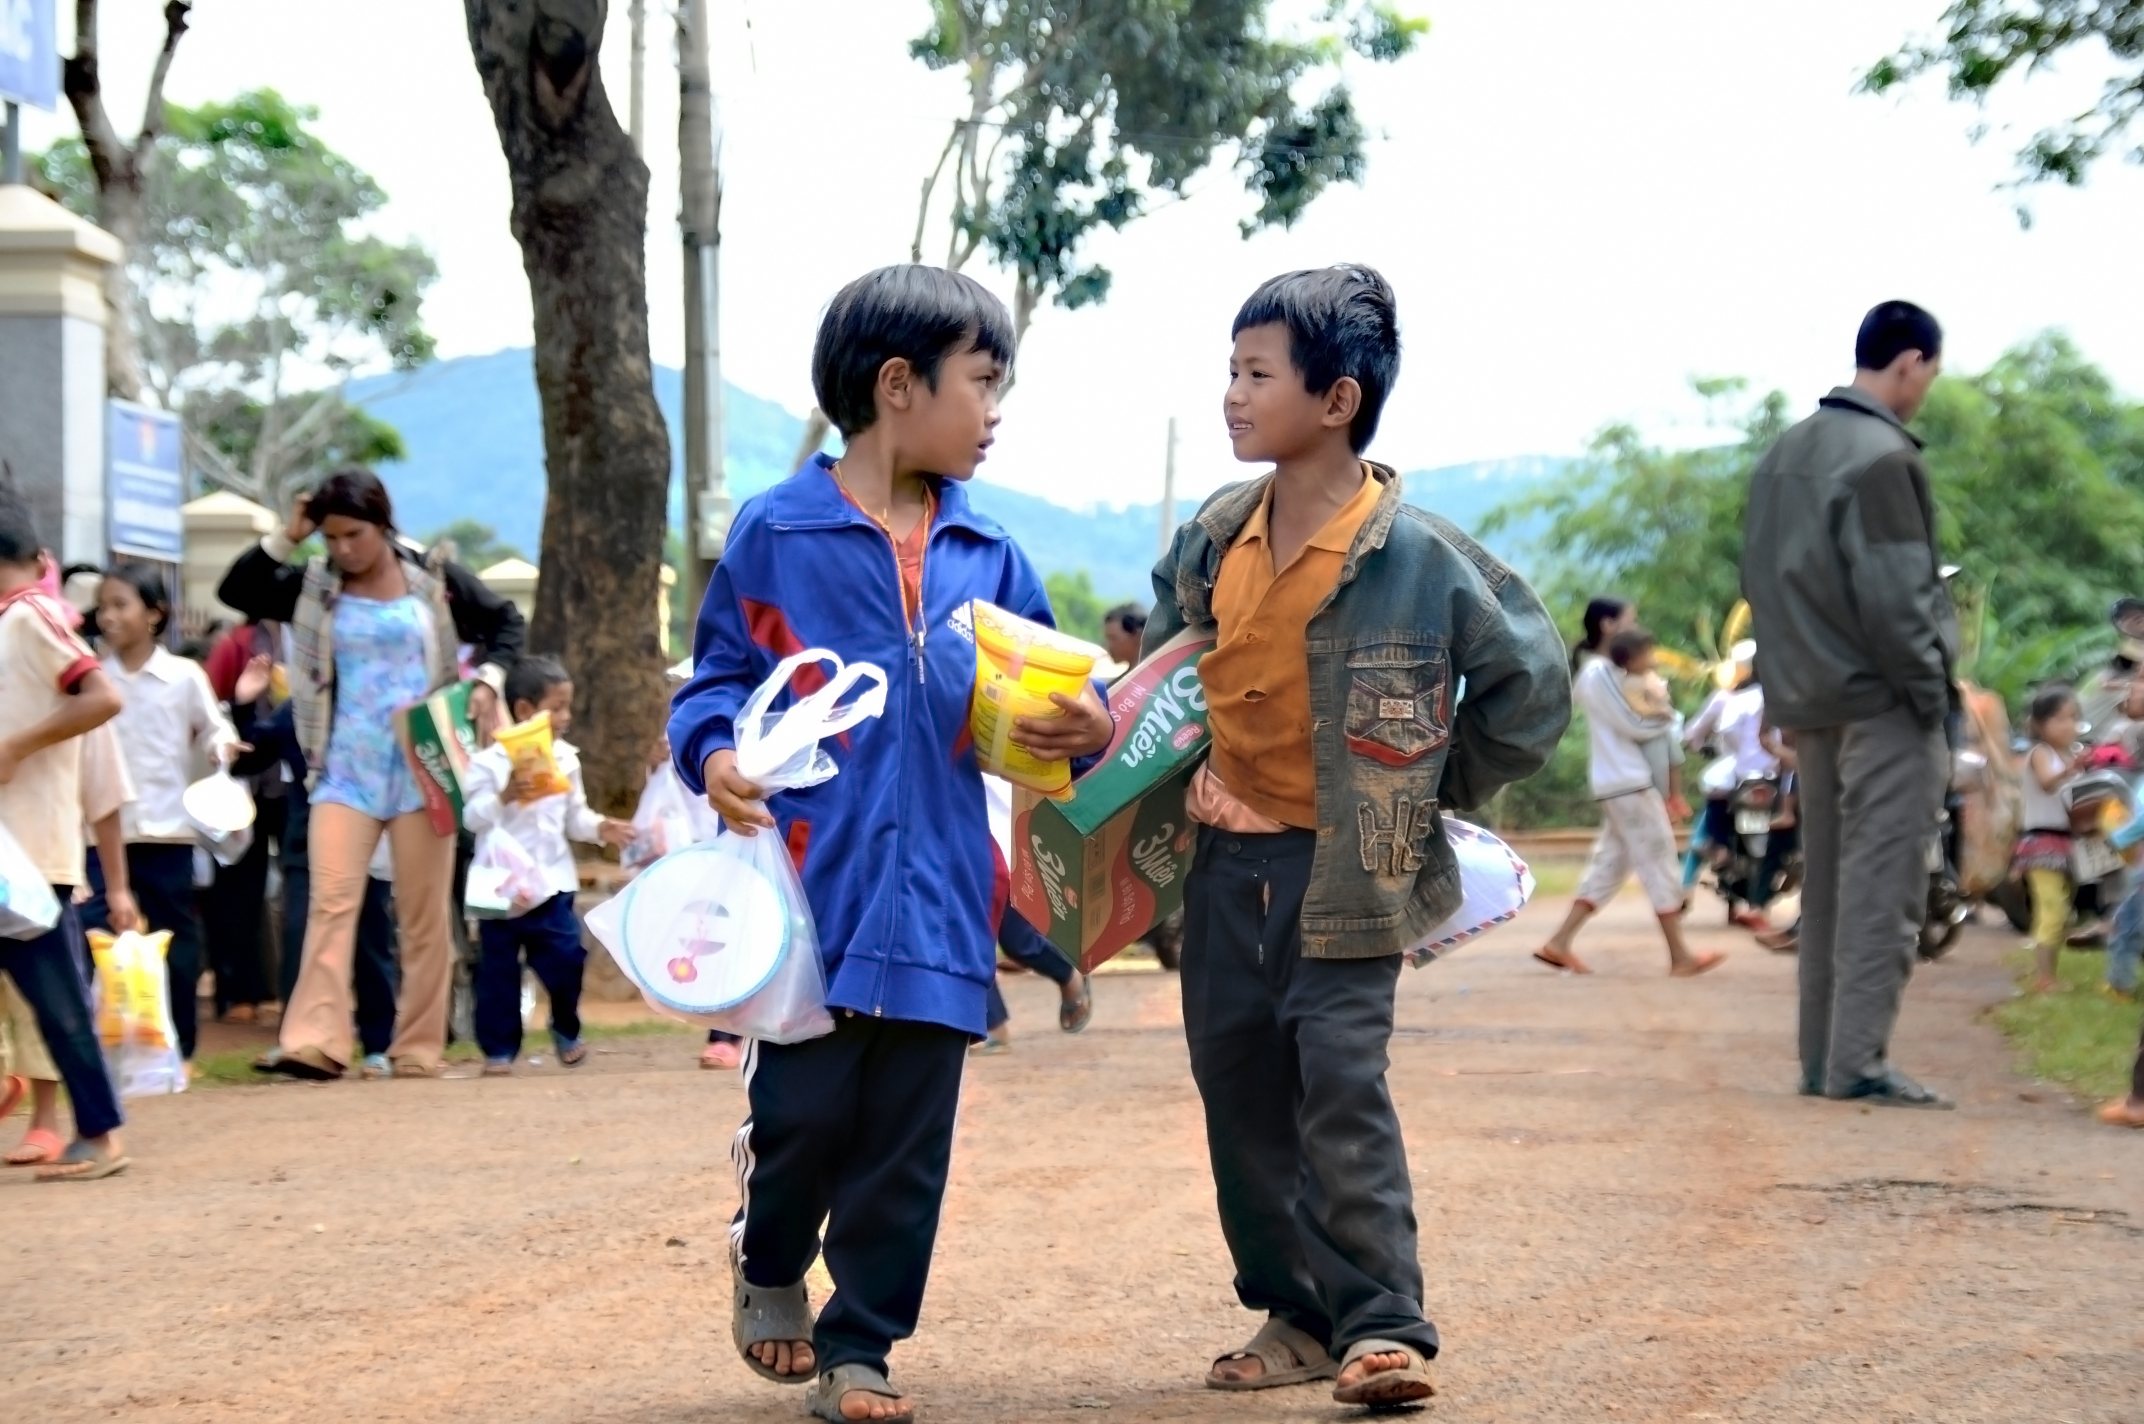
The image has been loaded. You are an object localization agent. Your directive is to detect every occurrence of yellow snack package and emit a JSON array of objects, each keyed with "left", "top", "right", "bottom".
[
  {"left": 88, "top": 929, "right": 174, "bottom": 1050},
  {"left": 496, "top": 710, "right": 573, "bottom": 800},
  {"left": 88, "top": 929, "right": 187, "bottom": 1097},
  {"left": 969, "top": 600, "right": 1098, "bottom": 799}
]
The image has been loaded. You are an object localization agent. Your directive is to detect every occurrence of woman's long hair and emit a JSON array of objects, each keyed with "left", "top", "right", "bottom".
[{"left": 1571, "top": 596, "right": 1628, "bottom": 675}]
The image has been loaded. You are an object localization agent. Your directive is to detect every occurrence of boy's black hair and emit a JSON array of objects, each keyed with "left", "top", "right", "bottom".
[
  {"left": 104, "top": 562, "right": 173, "bottom": 635},
  {"left": 1607, "top": 626, "right": 1658, "bottom": 669},
  {"left": 0, "top": 482, "right": 40, "bottom": 567},
  {"left": 1232, "top": 263, "right": 1401, "bottom": 452},
  {"left": 811, "top": 265, "right": 1016, "bottom": 440},
  {"left": 1104, "top": 603, "right": 1148, "bottom": 637},
  {"left": 1855, "top": 301, "right": 1942, "bottom": 371},
  {"left": 305, "top": 467, "right": 397, "bottom": 531},
  {"left": 2028, "top": 682, "right": 2079, "bottom": 735},
  {"left": 506, "top": 654, "right": 572, "bottom": 713}
]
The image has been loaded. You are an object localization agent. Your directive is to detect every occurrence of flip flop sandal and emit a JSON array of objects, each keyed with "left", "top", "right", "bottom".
[
  {"left": 254, "top": 1047, "right": 343, "bottom": 1081},
  {"left": 1059, "top": 975, "right": 1094, "bottom": 1034},
  {"left": 5, "top": 1126, "right": 64, "bottom": 1167},
  {"left": 1205, "top": 1316, "right": 1339, "bottom": 1392},
  {"left": 1331, "top": 1338, "right": 1438, "bottom": 1410},
  {"left": 392, "top": 1059, "right": 444, "bottom": 1079},
  {"left": 809, "top": 1364, "right": 914, "bottom": 1423},
  {"left": 558, "top": 1040, "right": 589, "bottom": 1068},
  {"left": 36, "top": 1138, "right": 130, "bottom": 1183},
  {"left": 732, "top": 1265, "right": 815, "bottom": 1385}
]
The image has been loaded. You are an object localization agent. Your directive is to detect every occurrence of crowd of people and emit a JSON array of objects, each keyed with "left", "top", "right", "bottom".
[{"left": 3, "top": 270, "right": 2141, "bottom": 1422}]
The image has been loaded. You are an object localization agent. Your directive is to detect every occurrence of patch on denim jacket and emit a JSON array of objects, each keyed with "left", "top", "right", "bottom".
[
  {"left": 1344, "top": 644, "right": 1450, "bottom": 767},
  {"left": 1358, "top": 794, "right": 1437, "bottom": 877}
]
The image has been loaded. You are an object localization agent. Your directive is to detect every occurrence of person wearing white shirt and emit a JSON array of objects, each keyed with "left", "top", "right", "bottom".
[
  {"left": 1534, "top": 628, "right": 1726, "bottom": 978},
  {"left": 81, "top": 568, "right": 240, "bottom": 1062},
  {"left": 460, "top": 657, "right": 630, "bottom": 1074}
]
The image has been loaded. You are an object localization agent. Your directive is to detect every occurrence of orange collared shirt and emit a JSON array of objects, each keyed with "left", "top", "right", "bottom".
[{"left": 1201, "top": 466, "right": 1381, "bottom": 830}]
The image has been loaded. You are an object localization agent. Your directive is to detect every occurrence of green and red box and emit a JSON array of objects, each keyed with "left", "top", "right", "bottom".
[
  {"left": 1010, "top": 630, "right": 1216, "bottom": 971},
  {"left": 395, "top": 680, "right": 479, "bottom": 837}
]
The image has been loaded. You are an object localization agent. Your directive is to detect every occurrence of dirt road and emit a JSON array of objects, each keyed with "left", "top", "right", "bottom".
[{"left": 5, "top": 894, "right": 2141, "bottom": 1423}]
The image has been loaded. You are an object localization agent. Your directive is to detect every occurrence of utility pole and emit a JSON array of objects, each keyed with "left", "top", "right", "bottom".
[
  {"left": 1158, "top": 416, "right": 1177, "bottom": 557},
  {"left": 2, "top": 103, "right": 21, "bottom": 185},
  {"left": 627, "top": 0, "right": 646, "bottom": 156},
  {"left": 678, "top": 0, "right": 729, "bottom": 610}
]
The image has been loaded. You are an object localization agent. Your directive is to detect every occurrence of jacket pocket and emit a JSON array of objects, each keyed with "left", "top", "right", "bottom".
[{"left": 1343, "top": 642, "right": 1451, "bottom": 768}]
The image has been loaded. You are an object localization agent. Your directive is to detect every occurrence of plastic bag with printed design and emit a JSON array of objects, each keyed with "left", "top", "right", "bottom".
[{"left": 588, "top": 649, "right": 886, "bottom": 1043}]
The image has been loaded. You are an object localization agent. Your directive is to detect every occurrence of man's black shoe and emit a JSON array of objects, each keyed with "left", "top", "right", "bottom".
[{"left": 1830, "top": 1068, "right": 1954, "bottom": 1110}]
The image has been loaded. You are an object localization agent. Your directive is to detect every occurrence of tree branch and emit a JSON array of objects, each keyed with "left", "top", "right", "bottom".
[
  {"left": 139, "top": 2, "right": 193, "bottom": 143},
  {"left": 912, "top": 121, "right": 960, "bottom": 264},
  {"left": 62, "top": 0, "right": 126, "bottom": 191}
]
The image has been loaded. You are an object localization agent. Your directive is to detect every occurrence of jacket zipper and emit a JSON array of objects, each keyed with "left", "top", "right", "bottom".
[{"left": 867, "top": 518, "right": 928, "bottom": 1014}]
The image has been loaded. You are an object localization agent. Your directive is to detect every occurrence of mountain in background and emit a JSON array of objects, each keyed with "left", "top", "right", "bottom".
[{"left": 349, "top": 350, "right": 1564, "bottom": 602}]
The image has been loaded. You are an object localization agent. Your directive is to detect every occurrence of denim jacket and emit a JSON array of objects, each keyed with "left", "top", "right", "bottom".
[{"left": 1148, "top": 464, "right": 1571, "bottom": 958}]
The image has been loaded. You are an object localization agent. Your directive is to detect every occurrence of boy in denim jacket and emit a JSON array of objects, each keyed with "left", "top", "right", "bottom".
[{"left": 1149, "top": 265, "right": 1569, "bottom": 1408}]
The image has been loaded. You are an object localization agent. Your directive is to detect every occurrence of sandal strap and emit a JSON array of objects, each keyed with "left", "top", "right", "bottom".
[
  {"left": 1221, "top": 1316, "right": 1331, "bottom": 1372},
  {"left": 732, "top": 1271, "right": 814, "bottom": 1345},
  {"left": 819, "top": 1363, "right": 900, "bottom": 1398}
]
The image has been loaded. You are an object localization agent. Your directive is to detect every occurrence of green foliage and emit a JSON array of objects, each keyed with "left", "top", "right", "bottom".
[
  {"left": 1481, "top": 378, "right": 1789, "bottom": 659},
  {"left": 1863, "top": 0, "right": 2144, "bottom": 197},
  {"left": 422, "top": 519, "right": 524, "bottom": 572},
  {"left": 38, "top": 89, "right": 438, "bottom": 498},
  {"left": 1490, "top": 711, "right": 1593, "bottom": 830},
  {"left": 1044, "top": 568, "right": 1111, "bottom": 643},
  {"left": 911, "top": 1, "right": 1424, "bottom": 335}
]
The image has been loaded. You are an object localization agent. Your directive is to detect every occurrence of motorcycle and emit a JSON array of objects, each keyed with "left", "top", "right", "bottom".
[{"left": 1701, "top": 766, "right": 1800, "bottom": 922}]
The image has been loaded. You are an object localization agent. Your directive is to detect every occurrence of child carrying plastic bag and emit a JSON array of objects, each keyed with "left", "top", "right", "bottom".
[
  {"left": 0, "top": 821, "right": 61, "bottom": 940},
  {"left": 588, "top": 649, "right": 887, "bottom": 1043},
  {"left": 1404, "top": 820, "right": 1536, "bottom": 967},
  {"left": 88, "top": 929, "right": 187, "bottom": 1097}
]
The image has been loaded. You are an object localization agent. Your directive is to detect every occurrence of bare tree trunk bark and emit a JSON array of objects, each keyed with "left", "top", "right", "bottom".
[
  {"left": 465, "top": 0, "right": 672, "bottom": 812},
  {"left": 62, "top": 0, "right": 191, "bottom": 402},
  {"left": 678, "top": 0, "right": 727, "bottom": 615}
]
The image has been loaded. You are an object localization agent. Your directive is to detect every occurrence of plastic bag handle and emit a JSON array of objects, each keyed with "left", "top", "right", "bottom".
[{"left": 735, "top": 649, "right": 889, "bottom": 782}]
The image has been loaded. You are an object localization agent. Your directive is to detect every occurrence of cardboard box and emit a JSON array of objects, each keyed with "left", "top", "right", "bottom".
[
  {"left": 396, "top": 681, "right": 478, "bottom": 837},
  {"left": 1010, "top": 630, "right": 1216, "bottom": 971}
]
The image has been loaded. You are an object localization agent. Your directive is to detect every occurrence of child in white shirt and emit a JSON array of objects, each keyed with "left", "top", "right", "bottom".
[
  {"left": 85, "top": 566, "right": 240, "bottom": 1061},
  {"left": 461, "top": 656, "right": 630, "bottom": 1073}
]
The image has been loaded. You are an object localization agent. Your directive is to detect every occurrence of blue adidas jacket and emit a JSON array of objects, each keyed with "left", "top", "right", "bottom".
[{"left": 670, "top": 454, "right": 1072, "bottom": 1039}]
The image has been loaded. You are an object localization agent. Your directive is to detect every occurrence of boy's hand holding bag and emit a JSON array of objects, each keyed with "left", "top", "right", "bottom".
[{"left": 587, "top": 650, "right": 888, "bottom": 1044}]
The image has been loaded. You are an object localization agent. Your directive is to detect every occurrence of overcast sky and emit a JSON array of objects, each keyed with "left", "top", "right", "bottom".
[{"left": 21, "top": 1, "right": 2144, "bottom": 510}]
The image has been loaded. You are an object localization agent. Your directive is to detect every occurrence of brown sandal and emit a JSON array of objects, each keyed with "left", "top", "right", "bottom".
[{"left": 1331, "top": 1339, "right": 1437, "bottom": 1408}]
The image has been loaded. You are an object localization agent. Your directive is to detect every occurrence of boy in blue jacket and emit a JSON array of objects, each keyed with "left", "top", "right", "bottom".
[{"left": 671, "top": 265, "right": 1112, "bottom": 1424}]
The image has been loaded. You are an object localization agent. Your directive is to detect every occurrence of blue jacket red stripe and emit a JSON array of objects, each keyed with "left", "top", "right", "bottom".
[{"left": 670, "top": 454, "right": 1068, "bottom": 1039}]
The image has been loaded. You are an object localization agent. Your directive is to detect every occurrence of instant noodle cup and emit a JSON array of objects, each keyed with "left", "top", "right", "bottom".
[
  {"left": 969, "top": 600, "right": 1098, "bottom": 799},
  {"left": 496, "top": 710, "right": 572, "bottom": 800}
]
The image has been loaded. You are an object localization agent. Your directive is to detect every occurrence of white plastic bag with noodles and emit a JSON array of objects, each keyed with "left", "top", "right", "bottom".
[
  {"left": 1404, "top": 820, "right": 1536, "bottom": 968},
  {"left": 0, "top": 822, "right": 61, "bottom": 941},
  {"left": 88, "top": 929, "right": 186, "bottom": 1097},
  {"left": 588, "top": 649, "right": 888, "bottom": 1042}
]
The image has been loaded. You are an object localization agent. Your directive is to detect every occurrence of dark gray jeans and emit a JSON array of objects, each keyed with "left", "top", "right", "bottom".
[
  {"left": 1794, "top": 704, "right": 1948, "bottom": 1095},
  {"left": 1181, "top": 826, "right": 1439, "bottom": 1360}
]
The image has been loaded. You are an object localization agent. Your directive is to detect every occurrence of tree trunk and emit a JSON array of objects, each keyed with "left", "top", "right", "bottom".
[
  {"left": 678, "top": 0, "right": 727, "bottom": 614},
  {"left": 465, "top": 0, "right": 672, "bottom": 812},
  {"left": 62, "top": 0, "right": 192, "bottom": 402}
]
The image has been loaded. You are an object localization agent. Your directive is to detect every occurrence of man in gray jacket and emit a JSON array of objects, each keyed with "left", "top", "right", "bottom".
[{"left": 1742, "top": 301, "right": 1959, "bottom": 1109}]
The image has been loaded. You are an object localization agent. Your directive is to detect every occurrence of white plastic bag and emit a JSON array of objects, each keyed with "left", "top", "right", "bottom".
[
  {"left": 88, "top": 928, "right": 186, "bottom": 1097},
  {"left": 184, "top": 768, "right": 257, "bottom": 867},
  {"left": 0, "top": 822, "right": 61, "bottom": 940},
  {"left": 1404, "top": 820, "right": 1536, "bottom": 967},
  {"left": 465, "top": 827, "right": 548, "bottom": 919},
  {"left": 625, "top": 761, "right": 720, "bottom": 872},
  {"left": 588, "top": 649, "right": 887, "bottom": 1042}
]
